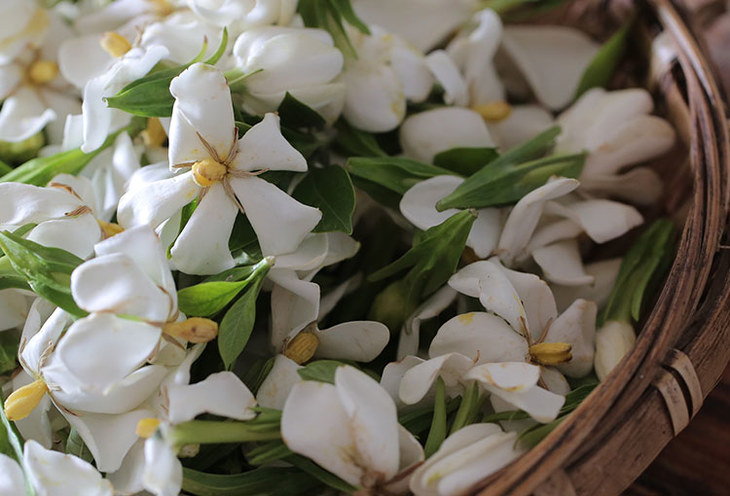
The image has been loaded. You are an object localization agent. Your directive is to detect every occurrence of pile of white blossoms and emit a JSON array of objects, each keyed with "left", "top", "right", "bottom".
[{"left": 0, "top": 1, "right": 680, "bottom": 495}]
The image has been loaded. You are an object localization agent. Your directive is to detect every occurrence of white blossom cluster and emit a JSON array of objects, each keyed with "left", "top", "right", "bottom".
[{"left": 0, "top": 1, "right": 678, "bottom": 495}]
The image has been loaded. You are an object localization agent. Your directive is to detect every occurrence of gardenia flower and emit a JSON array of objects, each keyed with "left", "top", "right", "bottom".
[
  {"left": 281, "top": 365, "right": 424, "bottom": 493},
  {"left": 118, "top": 63, "right": 321, "bottom": 275},
  {"left": 186, "top": 0, "right": 298, "bottom": 32},
  {"left": 232, "top": 26, "right": 345, "bottom": 124}
]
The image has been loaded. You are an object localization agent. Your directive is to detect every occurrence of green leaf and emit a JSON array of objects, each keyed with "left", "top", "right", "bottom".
[
  {"left": 182, "top": 466, "right": 321, "bottom": 496},
  {"left": 292, "top": 166, "right": 355, "bottom": 234},
  {"left": 0, "top": 392, "right": 34, "bottom": 496},
  {"left": 517, "top": 416, "right": 565, "bottom": 449},
  {"left": 65, "top": 428, "right": 93, "bottom": 463},
  {"left": 0, "top": 231, "right": 86, "bottom": 318},
  {"left": 0, "top": 331, "right": 18, "bottom": 374},
  {"left": 177, "top": 257, "right": 271, "bottom": 318},
  {"left": 297, "top": 360, "right": 348, "bottom": 384},
  {"left": 0, "top": 158, "right": 12, "bottom": 176},
  {"left": 218, "top": 268, "right": 267, "bottom": 370},
  {"left": 424, "top": 377, "right": 447, "bottom": 457},
  {"left": 575, "top": 20, "right": 632, "bottom": 98},
  {"left": 369, "top": 210, "right": 476, "bottom": 301},
  {"left": 449, "top": 381, "right": 483, "bottom": 435},
  {"left": 246, "top": 440, "right": 293, "bottom": 466},
  {"left": 286, "top": 455, "right": 358, "bottom": 494},
  {"left": 298, "top": 0, "right": 369, "bottom": 58},
  {"left": 106, "top": 29, "right": 228, "bottom": 118},
  {"left": 398, "top": 398, "right": 461, "bottom": 436},
  {"left": 347, "top": 156, "right": 456, "bottom": 196},
  {"left": 334, "top": 120, "right": 387, "bottom": 158},
  {"left": 433, "top": 147, "right": 499, "bottom": 177},
  {"left": 171, "top": 419, "right": 281, "bottom": 447},
  {"left": 277, "top": 93, "right": 326, "bottom": 129},
  {"left": 599, "top": 219, "right": 677, "bottom": 325}
]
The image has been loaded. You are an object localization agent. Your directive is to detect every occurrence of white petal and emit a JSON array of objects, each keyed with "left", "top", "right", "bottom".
[
  {"left": 106, "top": 440, "right": 145, "bottom": 496},
  {"left": 541, "top": 367, "right": 571, "bottom": 395},
  {"left": 594, "top": 320, "right": 636, "bottom": 381},
  {"left": 170, "top": 183, "right": 237, "bottom": 275},
  {"left": 553, "top": 258, "right": 621, "bottom": 312},
  {"left": 429, "top": 312, "right": 527, "bottom": 364},
  {"left": 448, "top": 260, "right": 529, "bottom": 335},
  {"left": 21, "top": 305, "right": 69, "bottom": 375},
  {"left": 0, "top": 64, "right": 22, "bottom": 100},
  {"left": 0, "top": 289, "right": 30, "bottom": 331},
  {"left": 502, "top": 26, "right": 599, "bottom": 110},
  {"left": 12, "top": 371, "right": 53, "bottom": 449},
  {"left": 314, "top": 321, "right": 389, "bottom": 362},
  {"left": 524, "top": 219, "right": 583, "bottom": 258},
  {"left": 385, "top": 425, "right": 425, "bottom": 495},
  {"left": 269, "top": 269, "right": 320, "bottom": 350},
  {"left": 425, "top": 50, "right": 468, "bottom": 107},
  {"left": 42, "top": 90, "right": 81, "bottom": 145},
  {"left": 168, "top": 371, "right": 256, "bottom": 423},
  {"left": 343, "top": 63, "right": 404, "bottom": 133},
  {"left": 52, "top": 314, "right": 161, "bottom": 394},
  {"left": 579, "top": 167, "right": 663, "bottom": 206},
  {"left": 399, "top": 107, "right": 493, "bottom": 164},
  {"left": 24, "top": 439, "right": 113, "bottom": 496},
  {"left": 0, "top": 87, "right": 56, "bottom": 142},
  {"left": 0, "top": 183, "right": 84, "bottom": 227},
  {"left": 335, "top": 366, "right": 400, "bottom": 481},
  {"left": 321, "top": 232, "right": 360, "bottom": 267},
  {"left": 391, "top": 45, "right": 434, "bottom": 103},
  {"left": 71, "top": 253, "right": 172, "bottom": 321},
  {"left": 532, "top": 240, "right": 594, "bottom": 286},
  {"left": 256, "top": 355, "right": 302, "bottom": 410},
  {"left": 231, "top": 113, "right": 307, "bottom": 173},
  {"left": 169, "top": 63, "right": 235, "bottom": 165},
  {"left": 26, "top": 216, "right": 100, "bottom": 260},
  {"left": 469, "top": 207, "right": 501, "bottom": 258},
  {"left": 380, "top": 355, "right": 424, "bottom": 407},
  {"left": 281, "top": 381, "right": 362, "bottom": 486},
  {"left": 546, "top": 199, "right": 643, "bottom": 244},
  {"left": 142, "top": 436, "right": 182, "bottom": 496},
  {"left": 490, "top": 105, "right": 554, "bottom": 150},
  {"left": 231, "top": 175, "right": 321, "bottom": 256},
  {"left": 398, "top": 286, "right": 458, "bottom": 359},
  {"left": 0, "top": 453, "right": 25, "bottom": 496},
  {"left": 117, "top": 171, "right": 200, "bottom": 230},
  {"left": 58, "top": 34, "right": 112, "bottom": 89},
  {"left": 269, "top": 234, "right": 328, "bottom": 271},
  {"left": 400, "top": 175, "right": 464, "bottom": 229},
  {"left": 399, "top": 353, "right": 474, "bottom": 405},
  {"left": 466, "top": 362, "right": 540, "bottom": 392},
  {"left": 497, "top": 177, "right": 580, "bottom": 266}
]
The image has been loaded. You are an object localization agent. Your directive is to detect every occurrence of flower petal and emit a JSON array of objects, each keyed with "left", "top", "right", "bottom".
[
  {"left": 168, "top": 371, "right": 256, "bottom": 423},
  {"left": 532, "top": 240, "right": 595, "bottom": 286},
  {"left": 314, "top": 321, "right": 390, "bottom": 362},
  {"left": 0, "top": 87, "right": 56, "bottom": 142},
  {"left": 170, "top": 183, "right": 237, "bottom": 275},
  {"left": 398, "top": 286, "right": 458, "bottom": 359},
  {"left": 579, "top": 167, "right": 663, "bottom": 206},
  {"left": 231, "top": 175, "right": 321, "bottom": 256},
  {"left": 380, "top": 355, "right": 424, "bottom": 408},
  {"left": 425, "top": 50, "right": 467, "bottom": 106},
  {"left": 553, "top": 258, "right": 621, "bottom": 312},
  {"left": 26, "top": 215, "right": 101, "bottom": 260},
  {"left": 335, "top": 366, "right": 400, "bottom": 482},
  {"left": 466, "top": 362, "right": 540, "bottom": 392},
  {"left": 399, "top": 353, "right": 474, "bottom": 405},
  {"left": 0, "top": 453, "right": 25, "bottom": 495},
  {"left": 489, "top": 105, "right": 554, "bottom": 150},
  {"left": 400, "top": 175, "right": 464, "bottom": 231},
  {"left": 0, "top": 182, "right": 84, "bottom": 227},
  {"left": 257, "top": 354, "right": 302, "bottom": 410},
  {"left": 142, "top": 436, "right": 182, "bottom": 496},
  {"left": 231, "top": 113, "right": 307, "bottom": 173},
  {"left": 546, "top": 199, "right": 643, "bottom": 244},
  {"left": 0, "top": 289, "right": 30, "bottom": 331},
  {"left": 429, "top": 312, "right": 527, "bottom": 364},
  {"left": 269, "top": 269, "right": 320, "bottom": 350},
  {"left": 169, "top": 63, "right": 235, "bottom": 165},
  {"left": 343, "top": 62, "right": 404, "bottom": 133}
]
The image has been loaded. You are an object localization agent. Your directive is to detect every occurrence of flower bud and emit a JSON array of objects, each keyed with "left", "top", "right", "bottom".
[
  {"left": 368, "top": 280, "right": 416, "bottom": 333},
  {"left": 529, "top": 342, "right": 573, "bottom": 366},
  {"left": 163, "top": 318, "right": 219, "bottom": 343},
  {"left": 594, "top": 320, "right": 636, "bottom": 381},
  {"left": 283, "top": 331, "right": 319, "bottom": 365}
]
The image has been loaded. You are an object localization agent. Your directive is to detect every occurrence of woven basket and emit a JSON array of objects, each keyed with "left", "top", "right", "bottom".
[{"left": 469, "top": 1, "right": 730, "bottom": 494}]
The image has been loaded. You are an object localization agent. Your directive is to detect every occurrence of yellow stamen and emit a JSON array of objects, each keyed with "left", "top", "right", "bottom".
[
  {"left": 192, "top": 158, "right": 228, "bottom": 187},
  {"left": 97, "top": 219, "right": 124, "bottom": 238},
  {"left": 283, "top": 331, "right": 319, "bottom": 365},
  {"left": 141, "top": 118, "right": 167, "bottom": 148},
  {"left": 529, "top": 342, "right": 573, "bottom": 366},
  {"left": 148, "top": 0, "right": 175, "bottom": 16},
  {"left": 472, "top": 101, "right": 512, "bottom": 122},
  {"left": 162, "top": 317, "right": 218, "bottom": 343},
  {"left": 136, "top": 418, "right": 161, "bottom": 438},
  {"left": 27, "top": 60, "right": 59, "bottom": 85},
  {"left": 100, "top": 32, "right": 132, "bottom": 58},
  {"left": 4, "top": 379, "right": 48, "bottom": 421}
]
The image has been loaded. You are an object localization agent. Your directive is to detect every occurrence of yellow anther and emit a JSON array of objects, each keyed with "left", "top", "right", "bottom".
[
  {"left": 148, "top": 0, "right": 175, "bottom": 16},
  {"left": 100, "top": 32, "right": 132, "bottom": 58},
  {"left": 136, "top": 418, "right": 161, "bottom": 438},
  {"left": 141, "top": 118, "right": 167, "bottom": 148},
  {"left": 4, "top": 379, "right": 48, "bottom": 421},
  {"left": 192, "top": 158, "right": 228, "bottom": 187},
  {"left": 27, "top": 60, "right": 59, "bottom": 85},
  {"left": 472, "top": 101, "right": 512, "bottom": 122},
  {"left": 283, "top": 331, "right": 319, "bottom": 365},
  {"left": 529, "top": 342, "right": 573, "bottom": 366},
  {"left": 97, "top": 219, "right": 124, "bottom": 238},
  {"left": 162, "top": 317, "right": 219, "bottom": 343}
]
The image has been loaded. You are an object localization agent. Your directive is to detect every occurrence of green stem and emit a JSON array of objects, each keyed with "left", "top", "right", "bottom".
[
  {"left": 424, "top": 377, "right": 447, "bottom": 458},
  {"left": 170, "top": 420, "right": 281, "bottom": 447}
]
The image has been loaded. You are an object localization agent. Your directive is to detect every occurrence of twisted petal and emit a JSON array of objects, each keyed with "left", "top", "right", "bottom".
[
  {"left": 343, "top": 63, "right": 404, "bottom": 133},
  {"left": 231, "top": 175, "right": 321, "bottom": 256},
  {"left": 168, "top": 372, "right": 257, "bottom": 423},
  {"left": 399, "top": 353, "right": 474, "bottom": 406},
  {"left": 170, "top": 183, "right": 237, "bottom": 275},
  {"left": 26, "top": 215, "right": 101, "bottom": 260},
  {"left": 553, "top": 258, "right": 621, "bottom": 312},
  {"left": 0, "top": 183, "right": 84, "bottom": 227},
  {"left": 545, "top": 299, "right": 596, "bottom": 378},
  {"left": 231, "top": 113, "right": 307, "bottom": 173},
  {"left": 142, "top": 436, "right": 182, "bottom": 496},
  {"left": 380, "top": 355, "right": 423, "bottom": 408}
]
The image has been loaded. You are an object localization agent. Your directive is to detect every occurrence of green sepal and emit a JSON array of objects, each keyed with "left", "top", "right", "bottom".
[{"left": 297, "top": 360, "right": 349, "bottom": 384}]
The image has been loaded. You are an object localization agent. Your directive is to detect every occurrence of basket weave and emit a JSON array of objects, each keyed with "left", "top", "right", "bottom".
[{"left": 469, "top": 1, "right": 730, "bottom": 494}]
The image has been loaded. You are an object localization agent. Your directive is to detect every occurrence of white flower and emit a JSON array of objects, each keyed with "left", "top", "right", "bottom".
[
  {"left": 140, "top": 10, "right": 225, "bottom": 64},
  {"left": 342, "top": 25, "right": 433, "bottom": 132},
  {"left": 0, "top": 440, "right": 113, "bottom": 496},
  {"left": 409, "top": 423, "right": 524, "bottom": 496},
  {"left": 281, "top": 365, "right": 423, "bottom": 492},
  {"left": 186, "top": 0, "right": 297, "bottom": 32},
  {"left": 594, "top": 320, "right": 636, "bottom": 380},
  {"left": 118, "top": 63, "right": 321, "bottom": 275},
  {"left": 232, "top": 26, "right": 345, "bottom": 124}
]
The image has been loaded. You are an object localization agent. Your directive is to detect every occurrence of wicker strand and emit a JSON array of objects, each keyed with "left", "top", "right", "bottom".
[
  {"left": 532, "top": 469, "right": 578, "bottom": 496},
  {"left": 653, "top": 348, "right": 704, "bottom": 435}
]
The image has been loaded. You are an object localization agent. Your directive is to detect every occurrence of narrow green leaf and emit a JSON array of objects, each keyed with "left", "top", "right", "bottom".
[
  {"left": 424, "top": 377, "right": 447, "bottom": 457},
  {"left": 277, "top": 93, "right": 326, "bottom": 129},
  {"left": 297, "top": 360, "right": 347, "bottom": 384},
  {"left": 449, "top": 381, "right": 482, "bottom": 435},
  {"left": 369, "top": 210, "right": 476, "bottom": 301},
  {"left": 332, "top": 0, "right": 370, "bottom": 34},
  {"left": 203, "top": 27, "right": 229, "bottom": 66},
  {"left": 575, "top": 20, "right": 632, "bottom": 98},
  {"left": 0, "top": 159, "right": 13, "bottom": 176},
  {"left": 398, "top": 398, "right": 461, "bottom": 436},
  {"left": 182, "top": 466, "right": 320, "bottom": 496},
  {"left": 0, "top": 231, "right": 86, "bottom": 318},
  {"left": 218, "top": 269, "right": 267, "bottom": 370},
  {"left": 286, "top": 455, "right": 358, "bottom": 494},
  {"left": 171, "top": 420, "right": 281, "bottom": 447},
  {"left": 347, "top": 156, "right": 456, "bottom": 196},
  {"left": 517, "top": 416, "right": 565, "bottom": 449},
  {"left": 433, "top": 147, "right": 499, "bottom": 177},
  {"left": 0, "top": 331, "right": 19, "bottom": 374},
  {"left": 247, "top": 440, "right": 293, "bottom": 466},
  {"left": 177, "top": 257, "right": 271, "bottom": 318},
  {"left": 292, "top": 166, "right": 355, "bottom": 234},
  {"left": 65, "top": 428, "right": 93, "bottom": 463}
]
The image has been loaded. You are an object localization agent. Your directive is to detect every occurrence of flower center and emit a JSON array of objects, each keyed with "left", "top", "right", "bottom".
[
  {"left": 162, "top": 317, "right": 219, "bottom": 343},
  {"left": 100, "top": 31, "right": 132, "bottom": 58},
  {"left": 283, "top": 330, "right": 319, "bottom": 365},
  {"left": 192, "top": 158, "right": 228, "bottom": 187},
  {"left": 528, "top": 342, "right": 572, "bottom": 366},
  {"left": 27, "top": 60, "right": 59, "bottom": 85},
  {"left": 4, "top": 378, "right": 48, "bottom": 421},
  {"left": 472, "top": 101, "right": 512, "bottom": 122}
]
